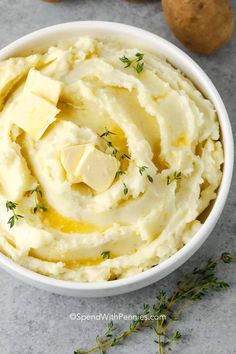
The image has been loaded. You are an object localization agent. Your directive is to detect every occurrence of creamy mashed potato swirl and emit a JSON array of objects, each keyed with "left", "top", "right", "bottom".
[{"left": 0, "top": 37, "right": 223, "bottom": 282}]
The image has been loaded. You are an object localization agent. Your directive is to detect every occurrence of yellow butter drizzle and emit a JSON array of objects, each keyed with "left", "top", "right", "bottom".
[
  {"left": 64, "top": 258, "right": 102, "bottom": 268},
  {"left": 40, "top": 202, "right": 104, "bottom": 234}
]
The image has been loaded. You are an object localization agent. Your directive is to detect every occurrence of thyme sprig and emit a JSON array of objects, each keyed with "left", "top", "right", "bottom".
[
  {"left": 5, "top": 201, "right": 23, "bottom": 228},
  {"left": 30, "top": 186, "right": 48, "bottom": 214},
  {"left": 100, "top": 129, "right": 119, "bottom": 157},
  {"left": 138, "top": 165, "right": 154, "bottom": 183},
  {"left": 73, "top": 252, "right": 235, "bottom": 354},
  {"left": 119, "top": 52, "right": 145, "bottom": 74},
  {"left": 100, "top": 129, "right": 131, "bottom": 161},
  {"left": 167, "top": 171, "right": 182, "bottom": 185},
  {"left": 100, "top": 129, "right": 131, "bottom": 196}
]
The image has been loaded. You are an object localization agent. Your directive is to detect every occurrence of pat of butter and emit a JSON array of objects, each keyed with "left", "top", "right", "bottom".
[
  {"left": 60, "top": 145, "right": 87, "bottom": 183},
  {"left": 12, "top": 92, "right": 60, "bottom": 140},
  {"left": 24, "top": 69, "right": 62, "bottom": 105},
  {"left": 61, "top": 144, "right": 119, "bottom": 192}
]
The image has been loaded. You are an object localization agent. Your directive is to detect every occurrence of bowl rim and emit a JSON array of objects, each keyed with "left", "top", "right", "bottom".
[{"left": 0, "top": 21, "right": 234, "bottom": 294}]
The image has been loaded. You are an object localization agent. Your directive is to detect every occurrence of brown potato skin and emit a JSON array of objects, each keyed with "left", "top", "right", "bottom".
[{"left": 162, "top": 0, "right": 235, "bottom": 54}]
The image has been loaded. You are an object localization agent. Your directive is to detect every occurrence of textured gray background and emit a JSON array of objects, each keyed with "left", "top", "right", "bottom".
[{"left": 0, "top": 1, "right": 236, "bottom": 353}]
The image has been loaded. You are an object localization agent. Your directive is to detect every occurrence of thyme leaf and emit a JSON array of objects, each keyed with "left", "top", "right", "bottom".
[
  {"left": 167, "top": 171, "right": 182, "bottom": 185},
  {"left": 147, "top": 175, "right": 154, "bottom": 183},
  {"left": 115, "top": 170, "right": 126, "bottom": 178},
  {"left": 101, "top": 251, "right": 110, "bottom": 259},
  {"left": 111, "top": 148, "right": 119, "bottom": 157},
  {"left": 107, "top": 141, "right": 113, "bottom": 148},
  {"left": 135, "top": 62, "right": 144, "bottom": 74},
  {"left": 120, "top": 154, "right": 130, "bottom": 161},
  {"left": 33, "top": 204, "right": 48, "bottom": 214},
  {"left": 119, "top": 55, "right": 132, "bottom": 68},
  {"left": 138, "top": 165, "right": 148, "bottom": 176},
  {"left": 123, "top": 183, "right": 129, "bottom": 195},
  {"left": 135, "top": 52, "right": 144, "bottom": 62},
  {"left": 137, "top": 165, "right": 153, "bottom": 183}
]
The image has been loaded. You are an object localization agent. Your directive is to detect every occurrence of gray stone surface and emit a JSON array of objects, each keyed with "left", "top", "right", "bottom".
[{"left": 0, "top": 1, "right": 236, "bottom": 353}]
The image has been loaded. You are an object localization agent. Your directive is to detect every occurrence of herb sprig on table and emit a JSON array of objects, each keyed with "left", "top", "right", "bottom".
[{"left": 73, "top": 252, "right": 236, "bottom": 354}]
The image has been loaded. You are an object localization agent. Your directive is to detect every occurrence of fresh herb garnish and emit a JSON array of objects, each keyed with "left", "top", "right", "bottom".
[
  {"left": 136, "top": 62, "right": 144, "bottom": 74},
  {"left": 138, "top": 165, "right": 148, "bottom": 176},
  {"left": 73, "top": 252, "right": 236, "bottom": 354},
  {"left": 6, "top": 201, "right": 23, "bottom": 228},
  {"left": 137, "top": 165, "right": 153, "bottom": 183},
  {"left": 111, "top": 147, "right": 119, "bottom": 156},
  {"left": 115, "top": 170, "right": 126, "bottom": 178},
  {"left": 100, "top": 129, "right": 120, "bottom": 157},
  {"left": 33, "top": 204, "right": 48, "bottom": 214},
  {"left": 120, "top": 154, "right": 130, "bottom": 161},
  {"left": 100, "top": 129, "right": 131, "bottom": 172},
  {"left": 123, "top": 183, "right": 129, "bottom": 195},
  {"left": 100, "top": 128, "right": 131, "bottom": 196},
  {"left": 107, "top": 141, "right": 113, "bottom": 148},
  {"left": 119, "top": 55, "right": 132, "bottom": 68},
  {"left": 101, "top": 251, "right": 110, "bottom": 259},
  {"left": 119, "top": 52, "right": 145, "bottom": 74},
  {"left": 30, "top": 185, "right": 47, "bottom": 214},
  {"left": 147, "top": 175, "right": 154, "bottom": 183},
  {"left": 115, "top": 171, "right": 129, "bottom": 195},
  {"left": 100, "top": 129, "right": 117, "bottom": 138},
  {"left": 135, "top": 52, "right": 144, "bottom": 62},
  {"left": 30, "top": 186, "right": 42, "bottom": 198},
  {"left": 167, "top": 171, "right": 182, "bottom": 185}
]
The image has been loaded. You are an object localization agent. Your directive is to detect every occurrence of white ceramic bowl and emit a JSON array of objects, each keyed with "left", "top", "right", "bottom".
[{"left": 0, "top": 21, "right": 233, "bottom": 297}]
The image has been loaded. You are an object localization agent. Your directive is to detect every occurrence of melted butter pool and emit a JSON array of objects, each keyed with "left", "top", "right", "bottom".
[{"left": 40, "top": 203, "right": 104, "bottom": 234}]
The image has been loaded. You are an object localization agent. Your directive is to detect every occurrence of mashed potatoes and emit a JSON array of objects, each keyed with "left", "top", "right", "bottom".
[{"left": 0, "top": 37, "right": 223, "bottom": 282}]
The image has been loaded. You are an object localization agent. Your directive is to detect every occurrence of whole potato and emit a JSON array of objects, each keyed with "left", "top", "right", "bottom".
[{"left": 162, "top": 0, "right": 234, "bottom": 54}]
